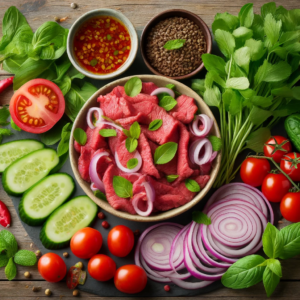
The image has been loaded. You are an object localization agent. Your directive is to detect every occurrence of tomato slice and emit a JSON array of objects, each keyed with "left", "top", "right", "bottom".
[{"left": 10, "top": 79, "right": 65, "bottom": 134}]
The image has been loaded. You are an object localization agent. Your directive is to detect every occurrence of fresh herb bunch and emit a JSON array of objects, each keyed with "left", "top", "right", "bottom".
[
  {"left": 222, "top": 222, "right": 300, "bottom": 297},
  {"left": 0, "top": 230, "right": 37, "bottom": 280},
  {"left": 192, "top": 2, "right": 300, "bottom": 187}
]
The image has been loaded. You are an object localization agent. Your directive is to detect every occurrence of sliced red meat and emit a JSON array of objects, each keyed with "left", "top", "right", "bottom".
[
  {"left": 92, "top": 149, "right": 114, "bottom": 180},
  {"left": 112, "top": 86, "right": 158, "bottom": 104},
  {"left": 193, "top": 175, "right": 210, "bottom": 188},
  {"left": 116, "top": 112, "right": 145, "bottom": 127},
  {"left": 141, "top": 82, "right": 158, "bottom": 94},
  {"left": 89, "top": 126, "right": 107, "bottom": 150},
  {"left": 169, "top": 95, "right": 198, "bottom": 124},
  {"left": 78, "top": 146, "right": 95, "bottom": 182},
  {"left": 102, "top": 164, "right": 136, "bottom": 214},
  {"left": 74, "top": 140, "right": 81, "bottom": 153}
]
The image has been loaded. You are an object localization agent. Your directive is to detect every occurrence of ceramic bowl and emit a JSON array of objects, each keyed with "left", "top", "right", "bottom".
[
  {"left": 70, "top": 75, "right": 221, "bottom": 222},
  {"left": 67, "top": 9, "right": 138, "bottom": 80},
  {"left": 140, "top": 9, "right": 212, "bottom": 80}
]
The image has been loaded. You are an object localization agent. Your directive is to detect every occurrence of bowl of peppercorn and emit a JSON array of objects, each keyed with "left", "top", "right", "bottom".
[{"left": 140, "top": 9, "right": 212, "bottom": 80}]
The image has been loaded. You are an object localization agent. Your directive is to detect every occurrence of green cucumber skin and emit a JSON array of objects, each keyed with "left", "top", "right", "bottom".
[
  {"left": 285, "top": 114, "right": 300, "bottom": 152},
  {"left": 2, "top": 148, "right": 59, "bottom": 196},
  {"left": 19, "top": 173, "right": 75, "bottom": 226},
  {"left": 0, "top": 139, "right": 44, "bottom": 173},
  {"left": 40, "top": 196, "right": 98, "bottom": 250}
]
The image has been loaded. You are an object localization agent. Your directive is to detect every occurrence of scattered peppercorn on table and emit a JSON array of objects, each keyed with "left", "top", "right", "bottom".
[{"left": 1, "top": 0, "right": 300, "bottom": 299}]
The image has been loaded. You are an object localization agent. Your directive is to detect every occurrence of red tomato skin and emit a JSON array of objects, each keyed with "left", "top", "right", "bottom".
[
  {"left": 114, "top": 265, "right": 147, "bottom": 294},
  {"left": 38, "top": 253, "right": 67, "bottom": 283},
  {"left": 263, "top": 136, "right": 292, "bottom": 163},
  {"left": 280, "top": 153, "right": 300, "bottom": 182},
  {"left": 261, "top": 173, "right": 292, "bottom": 202},
  {"left": 10, "top": 79, "right": 65, "bottom": 134},
  {"left": 71, "top": 227, "right": 103, "bottom": 259},
  {"left": 88, "top": 254, "right": 116, "bottom": 282},
  {"left": 280, "top": 192, "right": 300, "bottom": 223},
  {"left": 240, "top": 157, "right": 271, "bottom": 187},
  {"left": 107, "top": 225, "right": 134, "bottom": 257}
]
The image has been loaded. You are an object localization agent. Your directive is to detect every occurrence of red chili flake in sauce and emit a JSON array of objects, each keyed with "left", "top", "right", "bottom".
[{"left": 73, "top": 16, "right": 131, "bottom": 74}]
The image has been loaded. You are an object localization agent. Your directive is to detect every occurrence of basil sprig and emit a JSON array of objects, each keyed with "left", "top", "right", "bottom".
[
  {"left": 124, "top": 122, "right": 141, "bottom": 153},
  {"left": 154, "top": 142, "right": 178, "bottom": 165}
]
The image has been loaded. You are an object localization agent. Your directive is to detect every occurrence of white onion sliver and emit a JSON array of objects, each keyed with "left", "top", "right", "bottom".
[
  {"left": 115, "top": 151, "right": 142, "bottom": 173},
  {"left": 190, "top": 114, "right": 213, "bottom": 137},
  {"left": 150, "top": 87, "right": 175, "bottom": 98},
  {"left": 132, "top": 181, "right": 155, "bottom": 216},
  {"left": 87, "top": 107, "right": 103, "bottom": 129}
]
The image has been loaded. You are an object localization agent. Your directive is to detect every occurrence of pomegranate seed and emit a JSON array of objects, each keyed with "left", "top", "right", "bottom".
[
  {"left": 102, "top": 221, "right": 110, "bottom": 229},
  {"left": 98, "top": 212, "right": 105, "bottom": 219},
  {"left": 134, "top": 229, "right": 140, "bottom": 237},
  {"left": 164, "top": 285, "right": 170, "bottom": 292}
]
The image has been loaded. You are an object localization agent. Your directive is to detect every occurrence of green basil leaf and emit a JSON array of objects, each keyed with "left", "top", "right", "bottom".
[
  {"left": 207, "top": 135, "right": 222, "bottom": 151},
  {"left": 154, "top": 142, "right": 178, "bottom": 165},
  {"left": 125, "top": 137, "right": 138, "bottom": 153},
  {"left": 164, "top": 39, "right": 185, "bottom": 50},
  {"left": 0, "top": 237, "right": 6, "bottom": 252},
  {"left": 166, "top": 84, "right": 175, "bottom": 90},
  {"left": 267, "top": 259, "right": 282, "bottom": 278},
  {"left": 239, "top": 3, "right": 254, "bottom": 28},
  {"left": 244, "top": 39, "right": 266, "bottom": 61},
  {"left": 73, "top": 128, "right": 87, "bottom": 146},
  {"left": 264, "top": 13, "right": 282, "bottom": 48},
  {"left": 124, "top": 77, "right": 142, "bottom": 97},
  {"left": 214, "top": 29, "right": 235, "bottom": 58},
  {"left": 263, "top": 266, "right": 280, "bottom": 297},
  {"left": 0, "top": 253, "right": 9, "bottom": 268},
  {"left": 53, "top": 57, "right": 72, "bottom": 82},
  {"left": 0, "top": 230, "right": 18, "bottom": 258},
  {"left": 221, "top": 255, "right": 266, "bottom": 289},
  {"left": 56, "top": 74, "right": 71, "bottom": 96},
  {"left": 192, "top": 211, "right": 211, "bottom": 225},
  {"left": 40, "top": 119, "right": 67, "bottom": 145},
  {"left": 14, "top": 250, "right": 37, "bottom": 266},
  {"left": 0, "top": 107, "right": 10, "bottom": 126},
  {"left": 127, "top": 158, "right": 138, "bottom": 169},
  {"left": 57, "top": 123, "right": 72, "bottom": 157},
  {"left": 226, "top": 77, "right": 250, "bottom": 90},
  {"left": 5, "top": 258, "right": 17, "bottom": 281},
  {"left": 245, "top": 127, "right": 271, "bottom": 153},
  {"left": 166, "top": 175, "right": 179, "bottom": 183},
  {"left": 10, "top": 118, "right": 21, "bottom": 131},
  {"left": 130, "top": 122, "right": 141, "bottom": 139},
  {"left": 2, "top": 55, "right": 27, "bottom": 74},
  {"left": 159, "top": 96, "right": 177, "bottom": 111},
  {"left": 185, "top": 179, "right": 200, "bottom": 192},
  {"left": 201, "top": 54, "right": 227, "bottom": 77},
  {"left": 122, "top": 129, "right": 131, "bottom": 137},
  {"left": 94, "top": 190, "right": 107, "bottom": 201},
  {"left": 99, "top": 129, "right": 117, "bottom": 137},
  {"left": 279, "top": 223, "right": 300, "bottom": 259},
  {"left": 149, "top": 119, "right": 163, "bottom": 131},
  {"left": 113, "top": 176, "right": 133, "bottom": 198},
  {"left": 262, "top": 223, "right": 284, "bottom": 259}
]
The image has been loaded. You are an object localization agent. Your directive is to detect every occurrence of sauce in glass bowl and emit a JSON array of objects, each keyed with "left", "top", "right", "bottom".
[{"left": 73, "top": 16, "right": 131, "bottom": 74}]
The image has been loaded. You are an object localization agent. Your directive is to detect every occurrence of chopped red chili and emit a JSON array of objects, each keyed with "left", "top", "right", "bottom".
[
  {"left": 0, "top": 200, "right": 11, "bottom": 228},
  {"left": 0, "top": 77, "right": 13, "bottom": 94}
]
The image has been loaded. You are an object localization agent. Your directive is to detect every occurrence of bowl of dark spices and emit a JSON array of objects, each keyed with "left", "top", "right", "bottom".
[{"left": 141, "top": 9, "right": 212, "bottom": 79}]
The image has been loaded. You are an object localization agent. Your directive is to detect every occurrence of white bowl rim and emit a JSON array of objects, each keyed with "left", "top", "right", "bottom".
[{"left": 67, "top": 8, "right": 138, "bottom": 80}]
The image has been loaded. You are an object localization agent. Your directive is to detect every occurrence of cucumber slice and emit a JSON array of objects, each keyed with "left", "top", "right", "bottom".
[
  {"left": 0, "top": 139, "right": 44, "bottom": 173},
  {"left": 2, "top": 148, "right": 59, "bottom": 196},
  {"left": 19, "top": 173, "right": 75, "bottom": 226},
  {"left": 40, "top": 196, "right": 98, "bottom": 249}
]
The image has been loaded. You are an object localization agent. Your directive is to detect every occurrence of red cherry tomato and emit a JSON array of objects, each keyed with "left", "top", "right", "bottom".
[
  {"left": 261, "top": 173, "right": 292, "bottom": 202},
  {"left": 9, "top": 79, "right": 65, "bottom": 134},
  {"left": 280, "top": 153, "right": 300, "bottom": 182},
  {"left": 38, "top": 253, "right": 67, "bottom": 283},
  {"left": 263, "top": 136, "right": 292, "bottom": 163},
  {"left": 240, "top": 157, "right": 271, "bottom": 187},
  {"left": 108, "top": 225, "right": 134, "bottom": 257},
  {"left": 71, "top": 227, "right": 103, "bottom": 259},
  {"left": 280, "top": 192, "right": 300, "bottom": 222},
  {"left": 114, "top": 265, "right": 147, "bottom": 294},
  {"left": 88, "top": 254, "right": 116, "bottom": 282}
]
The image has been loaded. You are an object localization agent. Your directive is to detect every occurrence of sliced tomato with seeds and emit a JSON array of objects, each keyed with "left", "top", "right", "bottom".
[{"left": 10, "top": 79, "right": 65, "bottom": 134}]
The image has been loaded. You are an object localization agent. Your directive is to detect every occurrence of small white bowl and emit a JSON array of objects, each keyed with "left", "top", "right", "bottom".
[{"left": 67, "top": 9, "right": 138, "bottom": 80}]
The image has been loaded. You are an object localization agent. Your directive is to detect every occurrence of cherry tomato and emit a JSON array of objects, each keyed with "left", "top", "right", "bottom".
[
  {"left": 280, "top": 192, "right": 300, "bottom": 222},
  {"left": 71, "top": 227, "right": 103, "bottom": 259},
  {"left": 240, "top": 157, "right": 271, "bottom": 187},
  {"left": 88, "top": 254, "right": 116, "bottom": 281},
  {"left": 108, "top": 225, "right": 134, "bottom": 257},
  {"left": 280, "top": 153, "right": 300, "bottom": 182},
  {"left": 38, "top": 253, "right": 67, "bottom": 283},
  {"left": 9, "top": 79, "right": 65, "bottom": 134},
  {"left": 114, "top": 265, "right": 147, "bottom": 294},
  {"left": 263, "top": 136, "right": 292, "bottom": 163},
  {"left": 261, "top": 173, "right": 292, "bottom": 202}
]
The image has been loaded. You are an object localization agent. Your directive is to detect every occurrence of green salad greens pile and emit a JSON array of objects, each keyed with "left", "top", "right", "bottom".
[{"left": 192, "top": 2, "right": 300, "bottom": 187}]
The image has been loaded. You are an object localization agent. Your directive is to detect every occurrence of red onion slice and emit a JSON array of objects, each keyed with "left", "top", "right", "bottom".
[
  {"left": 132, "top": 182, "right": 155, "bottom": 217},
  {"left": 150, "top": 87, "right": 175, "bottom": 98},
  {"left": 90, "top": 182, "right": 98, "bottom": 192},
  {"left": 189, "top": 138, "right": 213, "bottom": 165},
  {"left": 89, "top": 151, "right": 109, "bottom": 192},
  {"left": 189, "top": 114, "right": 213, "bottom": 137},
  {"left": 99, "top": 120, "right": 123, "bottom": 132},
  {"left": 115, "top": 151, "right": 142, "bottom": 173},
  {"left": 87, "top": 107, "right": 104, "bottom": 129}
]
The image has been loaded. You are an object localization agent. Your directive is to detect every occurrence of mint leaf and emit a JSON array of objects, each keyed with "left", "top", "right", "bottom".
[
  {"left": 262, "top": 223, "right": 284, "bottom": 259},
  {"left": 185, "top": 179, "right": 200, "bottom": 192},
  {"left": 264, "top": 13, "right": 282, "bottom": 47},
  {"left": 245, "top": 39, "right": 265, "bottom": 61},
  {"left": 149, "top": 119, "right": 163, "bottom": 131},
  {"left": 222, "top": 255, "right": 266, "bottom": 289},
  {"left": 127, "top": 158, "right": 138, "bottom": 169},
  {"left": 226, "top": 77, "right": 250, "bottom": 90},
  {"left": 0, "top": 230, "right": 18, "bottom": 258},
  {"left": 202, "top": 54, "right": 227, "bottom": 77},
  {"left": 0, "top": 107, "right": 10, "bottom": 126},
  {"left": 14, "top": 250, "right": 37, "bottom": 266},
  {"left": 214, "top": 29, "right": 235, "bottom": 58},
  {"left": 245, "top": 127, "right": 271, "bottom": 153},
  {"left": 129, "top": 121, "right": 141, "bottom": 139},
  {"left": 166, "top": 175, "right": 179, "bottom": 183},
  {"left": 154, "top": 142, "right": 178, "bottom": 165},
  {"left": 239, "top": 3, "right": 254, "bottom": 28},
  {"left": 163, "top": 39, "right": 185, "bottom": 50},
  {"left": 263, "top": 266, "right": 280, "bottom": 297},
  {"left": 113, "top": 176, "right": 133, "bottom": 198},
  {"left": 73, "top": 128, "right": 87, "bottom": 146},
  {"left": 5, "top": 258, "right": 17, "bottom": 281},
  {"left": 0, "top": 253, "right": 9, "bottom": 267},
  {"left": 208, "top": 135, "right": 222, "bottom": 151},
  {"left": 94, "top": 190, "right": 107, "bottom": 201},
  {"left": 192, "top": 211, "right": 211, "bottom": 225},
  {"left": 124, "top": 77, "right": 142, "bottom": 97},
  {"left": 125, "top": 137, "right": 138, "bottom": 153},
  {"left": 279, "top": 223, "right": 300, "bottom": 259},
  {"left": 99, "top": 129, "right": 117, "bottom": 137},
  {"left": 159, "top": 96, "right": 177, "bottom": 111}
]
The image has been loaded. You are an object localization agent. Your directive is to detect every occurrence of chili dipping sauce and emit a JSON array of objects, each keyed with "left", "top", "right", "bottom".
[{"left": 73, "top": 16, "right": 131, "bottom": 74}]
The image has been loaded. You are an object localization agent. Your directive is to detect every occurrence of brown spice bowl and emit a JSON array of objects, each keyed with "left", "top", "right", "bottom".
[
  {"left": 140, "top": 9, "right": 212, "bottom": 80},
  {"left": 70, "top": 75, "right": 221, "bottom": 222}
]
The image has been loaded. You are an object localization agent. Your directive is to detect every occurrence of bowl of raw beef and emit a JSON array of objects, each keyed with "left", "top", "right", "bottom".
[{"left": 70, "top": 75, "right": 221, "bottom": 222}]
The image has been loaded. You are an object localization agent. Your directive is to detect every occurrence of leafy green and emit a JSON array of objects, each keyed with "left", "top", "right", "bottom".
[
  {"left": 40, "top": 119, "right": 68, "bottom": 145},
  {"left": 279, "top": 223, "right": 300, "bottom": 259},
  {"left": 73, "top": 128, "right": 87, "bottom": 146},
  {"left": 113, "top": 176, "right": 133, "bottom": 198},
  {"left": 94, "top": 190, "right": 107, "bottom": 201},
  {"left": 262, "top": 223, "right": 283, "bottom": 259},
  {"left": 149, "top": 119, "right": 163, "bottom": 131},
  {"left": 154, "top": 142, "right": 178, "bottom": 165},
  {"left": 263, "top": 266, "right": 280, "bottom": 297},
  {"left": 185, "top": 179, "right": 200, "bottom": 192},
  {"left": 124, "top": 77, "right": 142, "bottom": 97},
  {"left": 127, "top": 158, "right": 138, "bottom": 169},
  {"left": 10, "top": 118, "right": 21, "bottom": 131},
  {"left": 239, "top": 3, "right": 254, "bottom": 28},
  {"left": 14, "top": 250, "right": 37, "bottom": 266},
  {"left": 0, "top": 107, "right": 10, "bottom": 126},
  {"left": 57, "top": 123, "right": 72, "bottom": 157},
  {"left": 5, "top": 258, "right": 17, "bottom": 281},
  {"left": 125, "top": 137, "right": 138, "bottom": 153},
  {"left": 99, "top": 129, "right": 117, "bottom": 137},
  {"left": 166, "top": 175, "right": 179, "bottom": 183},
  {"left": 159, "top": 96, "right": 177, "bottom": 111},
  {"left": 214, "top": 29, "right": 235, "bottom": 58},
  {"left": 129, "top": 122, "right": 141, "bottom": 139},
  {"left": 163, "top": 39, "right": 185, "bottom": 50},
  {"left": 245, "top": 127, "right": 271, "bottom": 152},
  {"left": 192, "top": 211, "right": 211, "bottom": 225},
  {"left": 208, "top": 135, "right": 222, "bottom": 151}
]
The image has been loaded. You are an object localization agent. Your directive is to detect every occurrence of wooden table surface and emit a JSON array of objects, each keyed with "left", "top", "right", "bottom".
[{"left": 1, "top": 0, "right": 300, "bottom": 299}]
